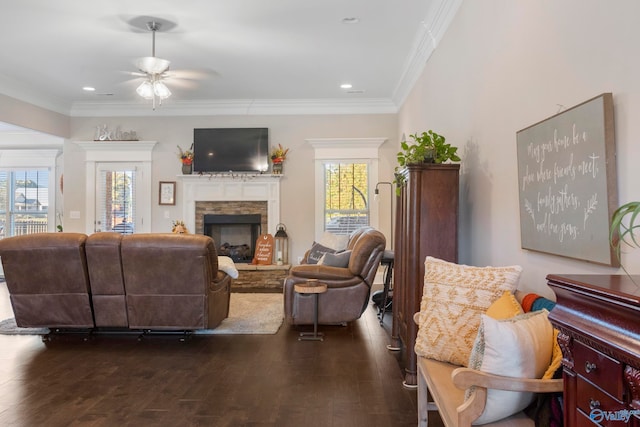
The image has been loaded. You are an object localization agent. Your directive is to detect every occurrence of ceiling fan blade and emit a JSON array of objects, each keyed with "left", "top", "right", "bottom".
[
  {"left": 164, "top": 68, "right": 220, "bottom": 81},
  {"left": 166, "top": 79, "right": 200, "bottom": 90},
  {"left": 136, "top": 56, "right": 170, "bottom": 74},
  {"left": 126, "top": 71, "right": 148, "bottom": 77}
]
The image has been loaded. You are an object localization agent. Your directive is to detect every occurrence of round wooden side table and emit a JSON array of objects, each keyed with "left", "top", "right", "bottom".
[{"left": 294, "top": 279, "right": 328, "bottom": 341}]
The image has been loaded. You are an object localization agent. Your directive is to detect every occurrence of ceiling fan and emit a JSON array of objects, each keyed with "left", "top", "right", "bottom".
[
  {"left": 128, "top": 17, "right": 216, "bottom": 110},
  {"left": 133, "top": 21, "right": 172, "bottom": 109}
]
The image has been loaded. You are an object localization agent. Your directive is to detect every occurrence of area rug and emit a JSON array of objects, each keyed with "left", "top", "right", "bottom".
[
  {"left": 0, "top": 293, "right": 284, "bottom": 336},
  {"left": 196, "top": 292, "right": 284, "bottom": 335},
  {"left": 0, "top": 317, "right": 49, "bottom": 335}
]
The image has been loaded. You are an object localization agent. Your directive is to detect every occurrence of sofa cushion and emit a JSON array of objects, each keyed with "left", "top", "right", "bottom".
[
  {"left": 466, "top": 310, "right": 554, "bottom": 425},
  {"left": 318, "top": 250, "right": 351, "bottom": 267},
  {"left": 306, "top": 242, "right": 337, "bottom": 264},
  {"left": 414, "top": 257, "right": 522, "bottom": 367}
]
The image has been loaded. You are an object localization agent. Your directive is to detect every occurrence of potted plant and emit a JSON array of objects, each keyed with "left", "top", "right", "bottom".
[
  {"left": 610, "top": 201, "right": 640, "bottom": 265},
  {"left": 394, "top": 130, "right": 461, "bottom": 193}
]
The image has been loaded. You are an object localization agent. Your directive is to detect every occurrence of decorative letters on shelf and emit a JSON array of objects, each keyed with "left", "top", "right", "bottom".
[{"left": 516, "top": 93, "right": 618, "bottom": 266}]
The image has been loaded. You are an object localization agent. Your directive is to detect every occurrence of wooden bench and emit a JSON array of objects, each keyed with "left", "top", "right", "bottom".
[{"left": 415, "top": 313, "right": 563, "bottom": 427}]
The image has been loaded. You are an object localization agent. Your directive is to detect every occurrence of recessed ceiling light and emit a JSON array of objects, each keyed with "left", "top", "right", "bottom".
[
  {"left": 82, "top": 86, "right": 96, "bottom": 92},
  {"left": 340, "top": 83, "right": 353, "bottom": 89},
  {"left": 342, "top": 17, "right": 360, "bottom": 24}
]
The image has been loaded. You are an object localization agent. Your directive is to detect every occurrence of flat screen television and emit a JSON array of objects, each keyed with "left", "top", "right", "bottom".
[{"left": 193, "top": 128, "right": 269, "bottom": 173}]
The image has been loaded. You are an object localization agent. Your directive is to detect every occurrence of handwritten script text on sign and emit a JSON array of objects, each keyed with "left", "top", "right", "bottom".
[{"left": 520, "top": 124, "right": 600, "bottom": 243}]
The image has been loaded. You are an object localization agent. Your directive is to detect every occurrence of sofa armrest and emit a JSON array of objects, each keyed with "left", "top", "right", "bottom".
[{"left": 212, "top": 271, "right": 231, "bottom": 291}]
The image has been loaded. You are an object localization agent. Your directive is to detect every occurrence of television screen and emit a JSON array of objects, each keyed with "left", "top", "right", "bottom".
[{"left": 193, "top": 128, "right": 269, "bottom": 173}]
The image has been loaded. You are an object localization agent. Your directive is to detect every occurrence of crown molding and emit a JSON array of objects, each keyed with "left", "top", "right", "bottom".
[
  {"left": 392, "top": 0, "right": 463, "bottom": 108},
  {"left": 69, "top": 98, "right": 399, "bottom": 117}
]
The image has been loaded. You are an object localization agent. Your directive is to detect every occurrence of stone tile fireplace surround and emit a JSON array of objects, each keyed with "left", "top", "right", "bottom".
[{"left": 179, "top": 174, "right": 288, "bottom": 289}]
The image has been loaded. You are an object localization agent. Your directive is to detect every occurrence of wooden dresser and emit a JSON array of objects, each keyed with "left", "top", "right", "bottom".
[
  {"left": 391, "top": 163, "right": 459, "bottom": 387},
  {"left": 547, "top": 274, "right": 640, "bottom": 426}
]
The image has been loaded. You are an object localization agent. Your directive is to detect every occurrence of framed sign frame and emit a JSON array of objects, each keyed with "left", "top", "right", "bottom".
[
  {"left": 516, "top": 93, "right": 618, "bottom": 266},
  {"left": 159, "top": 181, "right": 176, "bottom": 206}
]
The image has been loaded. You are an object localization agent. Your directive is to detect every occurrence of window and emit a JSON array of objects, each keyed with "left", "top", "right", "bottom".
[
  {"left": 96, "top": 168, "right": 137, "bottom": 235},
  {"left": 323, "top": 162, "right": 369, "bottom": 235},
  {"left": 308, "top": 138, "right": 386, "bottom": 240},
  {"left": 0, "top": 170, "right": 50, "bottom": 238}
]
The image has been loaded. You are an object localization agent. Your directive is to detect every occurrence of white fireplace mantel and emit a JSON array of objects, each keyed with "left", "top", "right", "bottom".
[{"left": 178, "top": 174, "right": 282, "bottom": 235}]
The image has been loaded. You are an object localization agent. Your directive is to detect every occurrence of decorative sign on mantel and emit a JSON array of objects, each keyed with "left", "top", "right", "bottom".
[{"left": 516, "top": 93, "right": 618, "bottom": 266}]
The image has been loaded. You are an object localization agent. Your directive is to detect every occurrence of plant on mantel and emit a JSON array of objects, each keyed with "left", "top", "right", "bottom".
[
  {"left": 393, "top": 130, "right": 461, "bottom": 194},
  {"left": 177, "top": 145, "right": 194, "bottom": 166}
]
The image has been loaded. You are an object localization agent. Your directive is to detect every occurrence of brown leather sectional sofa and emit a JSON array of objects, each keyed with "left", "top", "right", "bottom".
[{"left": 0, "top": 232, "right": 231, "bottom": 332}]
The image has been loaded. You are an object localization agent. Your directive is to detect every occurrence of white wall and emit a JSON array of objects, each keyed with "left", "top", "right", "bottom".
[
  {"left": 0, "top": 94, "right": 69, "bottom": 138},
  {"left": 65, "top": 114, "right": 398, "bottom": 263},
  {"left": 399, "top": 0, "right": 640, "bottom": 296}
]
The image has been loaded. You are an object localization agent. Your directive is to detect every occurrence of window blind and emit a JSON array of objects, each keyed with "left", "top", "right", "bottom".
[{"left": 323, "top": 162, "right": 370, "bottom": 235}]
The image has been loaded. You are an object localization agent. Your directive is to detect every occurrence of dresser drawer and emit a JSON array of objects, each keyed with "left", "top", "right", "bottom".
[
  {"left": 577, "top": 377, "right": 627, "bottom": 425},
  {"left": 574, "top": 340, "right": 624, "bottom": 400}
]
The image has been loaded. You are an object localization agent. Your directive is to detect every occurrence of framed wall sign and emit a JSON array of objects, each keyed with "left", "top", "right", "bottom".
[
  {"left": 516, "top": 93, "right": 618, "bottom": 266},
  {"left": 159, "top": 181, "right": 176, "bottom": 205}
]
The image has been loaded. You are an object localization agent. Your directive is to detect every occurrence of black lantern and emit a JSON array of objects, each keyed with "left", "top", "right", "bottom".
[{"left": 274, "top": 223, "right": 289, "bottom": 265}]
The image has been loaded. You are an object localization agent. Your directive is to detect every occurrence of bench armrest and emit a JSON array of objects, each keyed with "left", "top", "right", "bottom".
[
  {"left": 452, "top": 368, "right": 563, "bottom": 393},
  {"left": 451, "top": 368, "right": 563, "bottom": 426}
]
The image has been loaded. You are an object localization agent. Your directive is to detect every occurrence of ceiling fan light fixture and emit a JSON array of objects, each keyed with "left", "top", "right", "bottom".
[
  {"left": 136, "top": 80, "right": 155, "bottom": 99},
  {"left": 153, "top": 81, "right": 171, "bottom": 99},
  {"left": 137, "top": 56, "right": 171, "bottom": 75}
]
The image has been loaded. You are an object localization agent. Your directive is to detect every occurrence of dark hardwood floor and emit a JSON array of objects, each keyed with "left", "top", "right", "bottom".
[{"left": 0, "top": 283, "right": 433, "bottom": 427}]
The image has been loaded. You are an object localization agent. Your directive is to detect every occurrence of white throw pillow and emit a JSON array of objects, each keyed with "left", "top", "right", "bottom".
[
  {"left": 466, "top": 310, "right": 554, "bottom": 425},
  {"left": 217, "top": 256, "right": 239, "bottom": 279}
]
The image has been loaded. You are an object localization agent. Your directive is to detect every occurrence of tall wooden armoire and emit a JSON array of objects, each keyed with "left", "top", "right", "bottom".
[{"left": 391, "top": 163, "right": 460, "bottom": 388}]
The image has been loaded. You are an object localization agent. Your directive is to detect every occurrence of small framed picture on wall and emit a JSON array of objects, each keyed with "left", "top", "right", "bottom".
[{"left": 159, "top": 181, "right": 176, "bottom": 205}]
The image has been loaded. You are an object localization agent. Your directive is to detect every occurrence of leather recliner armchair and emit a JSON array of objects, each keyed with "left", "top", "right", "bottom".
[{"left": 284, "top": 227, "right": 386, "bottom": 325}]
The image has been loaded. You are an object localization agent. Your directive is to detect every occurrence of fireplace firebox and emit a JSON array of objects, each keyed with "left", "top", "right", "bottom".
[{"left": 203, "top": 214, "right": 262, "bottom": 263}]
